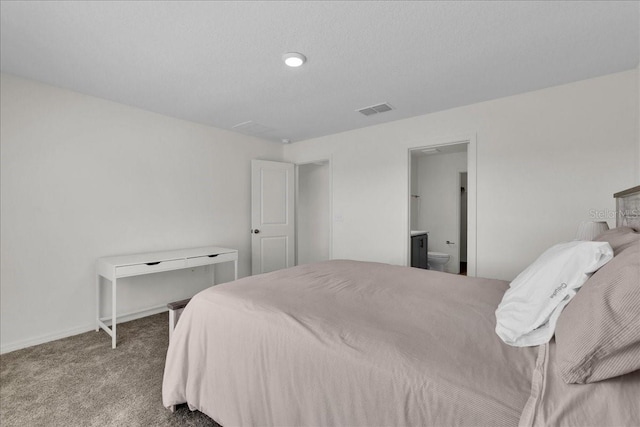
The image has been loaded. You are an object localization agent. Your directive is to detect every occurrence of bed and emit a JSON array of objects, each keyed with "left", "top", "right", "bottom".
[{"left": 163, "top": 186, "right": 640, "bottom": 426}]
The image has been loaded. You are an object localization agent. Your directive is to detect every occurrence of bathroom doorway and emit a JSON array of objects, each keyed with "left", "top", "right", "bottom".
[
  {"left": 459, "top": 172, "right": 468, "bottom": 275},
  {"left": 296, "top": 160, "right": 331, "bottom": 265},
  {"left": 408, "top": 138, "right": 476, "bottom": 276}
]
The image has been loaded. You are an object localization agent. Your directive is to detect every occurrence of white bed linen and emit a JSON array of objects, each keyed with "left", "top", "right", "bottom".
[{"left": 495, "top": 241, "right": 613, "bottom": 347}]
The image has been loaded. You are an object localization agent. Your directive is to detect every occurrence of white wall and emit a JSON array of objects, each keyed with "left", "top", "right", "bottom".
[
  {"left": 284, "top": 69, "right": 638, "bottom": 281},
  {"left": 415, "top": 151, "right": 467, "bottom": 273},
  {"left": 0, "top": 74, "right": 283, "bottom": 353},
  {"left": 637, "top": 66, "right": 640, "bottom": 183},
  {"left": 297, "top": 162, "right": 330, "bottom": 265},
  {"left": 2, "top": 69, "right": 638, "bottom": 353}
]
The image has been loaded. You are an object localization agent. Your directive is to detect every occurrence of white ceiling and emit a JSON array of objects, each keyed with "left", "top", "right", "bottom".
[{"left": 1, "top": 1, "right": 638, "bottom": 143}]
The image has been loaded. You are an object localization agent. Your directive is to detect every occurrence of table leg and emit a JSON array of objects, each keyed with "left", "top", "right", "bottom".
[
  {"left": 112, "top": 277, "right": 117, "bottom": 349},
  {"left": 95, "top": 274, "right": 100, "bottom": 332},
  {"left": 234, "top": 259, "right": 238, "bottom": 280}
]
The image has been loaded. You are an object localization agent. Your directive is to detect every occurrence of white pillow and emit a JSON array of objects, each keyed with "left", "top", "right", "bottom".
[{"left": 495, "top": 241, "right": 613, "bottom": 347}]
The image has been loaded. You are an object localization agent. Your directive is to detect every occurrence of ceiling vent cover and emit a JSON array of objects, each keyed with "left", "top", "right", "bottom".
[
  {"left": 232, "top": 120, "right": 274, "bottom": 135},
  {"left": 357, "top": 103, "right": 393, "bottom": 116}
]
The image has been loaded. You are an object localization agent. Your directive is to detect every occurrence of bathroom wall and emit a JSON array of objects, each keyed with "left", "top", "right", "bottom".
[
  {"left": 410, "top": 156, "right": 419, "bottom": 230},
  {"left": 415, "top": 150, "right": 468, "bottom": 273}
]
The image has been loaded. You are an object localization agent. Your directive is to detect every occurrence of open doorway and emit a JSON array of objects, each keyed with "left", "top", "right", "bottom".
[
  {"left": 296, "top": 161, "right": 331, "bottom": 265},
  {"left": 410, "top": 144, "right": 467, "bottom": 274},
  {"left": 459, "top": 172, "right": 468, "bottom": 275},
  {"left": 407, "top": 136, "right": 476, "bottom": 276}
]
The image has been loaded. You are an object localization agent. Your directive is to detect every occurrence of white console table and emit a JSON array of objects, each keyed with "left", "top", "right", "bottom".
[{"left": 96, "top": 246, "right": 238, "bottom": 348}]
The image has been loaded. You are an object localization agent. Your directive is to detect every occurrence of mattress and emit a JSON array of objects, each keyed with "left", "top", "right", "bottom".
[{"left": 163, "top": 260, "right": 542, "bottom": 426}]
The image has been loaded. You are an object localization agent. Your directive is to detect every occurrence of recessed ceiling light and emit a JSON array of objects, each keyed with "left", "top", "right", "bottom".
[{"left": 283, "top": 52, "right": 306, "bottom": 67}]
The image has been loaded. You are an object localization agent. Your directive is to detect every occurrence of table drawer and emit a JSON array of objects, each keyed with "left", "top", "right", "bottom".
[
  {"left": 186, "top": 252, "right": 237, "bottom": 268},
  {"left": 115, "top": 259, "right": 186, "bottom": 278}
]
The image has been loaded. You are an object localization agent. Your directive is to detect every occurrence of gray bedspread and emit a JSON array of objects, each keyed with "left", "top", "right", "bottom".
[
  {"left": 163, "top": 260, "right": 540, "bottom": 426},
  {"left": 519, "top": 340, "right": 640, "bottom": 427}
]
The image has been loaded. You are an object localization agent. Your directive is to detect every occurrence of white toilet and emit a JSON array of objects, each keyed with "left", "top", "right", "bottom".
[{"left": 427, "top": 252, "right": 450, "bottom": 271}]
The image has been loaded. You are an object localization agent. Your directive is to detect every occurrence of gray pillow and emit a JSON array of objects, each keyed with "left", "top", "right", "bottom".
[{"left": 555, "top": 238, "right": 640, "bottom": 384}]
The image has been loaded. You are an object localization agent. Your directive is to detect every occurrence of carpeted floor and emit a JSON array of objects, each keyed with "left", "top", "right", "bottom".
[{"left": 0, "top": 313, "right": 221, "bottom": 427}]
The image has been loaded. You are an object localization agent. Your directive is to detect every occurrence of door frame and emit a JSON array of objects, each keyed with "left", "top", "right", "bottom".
[
  {"left": 294, "top": 158, "right": 333, "bottom": 265},
  {"left": 407, "top": 134, "right": 477, "bottom": 276}
]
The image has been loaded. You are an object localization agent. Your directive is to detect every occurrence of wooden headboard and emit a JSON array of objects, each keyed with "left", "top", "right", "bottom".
[{"left": 614, "top": 185, "right": 640, "bottom": 229}]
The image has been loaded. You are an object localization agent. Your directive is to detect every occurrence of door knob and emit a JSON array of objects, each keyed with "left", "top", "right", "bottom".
[{"left": 252, "top": 229, "right": 260, "bottom": 234}]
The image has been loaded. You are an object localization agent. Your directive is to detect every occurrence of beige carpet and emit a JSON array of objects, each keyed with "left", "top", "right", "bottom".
[{"left": 0, "top": 313, "right": 220, "bottom": 427}]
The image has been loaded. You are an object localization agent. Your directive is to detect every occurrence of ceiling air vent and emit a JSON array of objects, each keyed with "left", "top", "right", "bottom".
[
  {"left": 232, "top": 120, "right": 274, "bottom": 136},
  {"left": 357, "top": 102, "right": 393, "bottom": 117}
]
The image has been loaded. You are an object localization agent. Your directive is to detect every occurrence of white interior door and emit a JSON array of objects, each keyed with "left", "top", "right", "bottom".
[{"left": 251, "top": 160, "right": 295, "bottom": 275}]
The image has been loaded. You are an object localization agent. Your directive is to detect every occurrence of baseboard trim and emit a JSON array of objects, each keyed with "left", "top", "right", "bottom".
[{"left": 0, "top": 305, "right": 169, "bottom": 355}]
